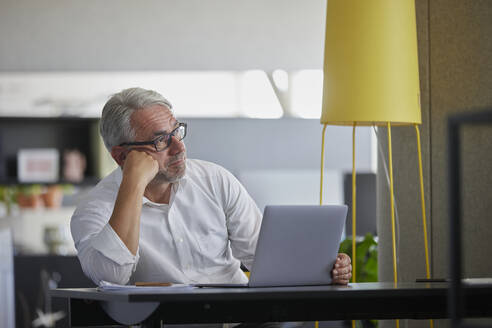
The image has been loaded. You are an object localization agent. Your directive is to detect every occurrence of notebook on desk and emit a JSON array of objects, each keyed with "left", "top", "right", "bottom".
[{"left": 196, "top": 204, "right": 348, "bottom": 288}]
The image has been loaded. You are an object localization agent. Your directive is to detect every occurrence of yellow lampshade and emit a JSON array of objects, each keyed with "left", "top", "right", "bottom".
[{"left": 321, "top": 0, "right": 421, "bottom": 126}]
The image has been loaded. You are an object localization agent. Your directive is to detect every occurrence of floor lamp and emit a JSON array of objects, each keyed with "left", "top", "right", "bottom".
[{"left": 318, "top": 1, "right": 431, "bottom": 328}]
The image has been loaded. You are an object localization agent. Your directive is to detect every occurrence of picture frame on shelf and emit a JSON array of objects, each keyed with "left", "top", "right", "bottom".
[{"left": 17, "top": 148, "right": 59, "bottom": 183}]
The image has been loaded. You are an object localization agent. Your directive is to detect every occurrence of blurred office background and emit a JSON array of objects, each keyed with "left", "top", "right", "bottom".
[
  {"left": 3, "top": 1, "right": 492, "bottom": 328},
  {"left": 0, "top": 0, "right": 377, "bottom": 248},
  {"left": 0, "top": 1, "right": 376, "bottom": 327}
]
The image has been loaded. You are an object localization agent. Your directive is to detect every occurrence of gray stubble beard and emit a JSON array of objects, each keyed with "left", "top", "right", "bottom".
[{"left": 153, "top": 161, "right": 186, "bottom": 184}]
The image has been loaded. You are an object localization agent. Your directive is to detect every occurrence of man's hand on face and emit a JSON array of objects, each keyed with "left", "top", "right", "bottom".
[
  {"left": 331, "top": 253, "right": 352, "bottom": 285},
  {"left": 121, "top": 150, "right": 159, "bottom": 188}
]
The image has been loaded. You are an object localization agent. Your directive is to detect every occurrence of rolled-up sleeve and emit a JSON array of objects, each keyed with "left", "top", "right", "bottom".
[{"left": 71, "top": 184, "right": 139, "bottom": 285}]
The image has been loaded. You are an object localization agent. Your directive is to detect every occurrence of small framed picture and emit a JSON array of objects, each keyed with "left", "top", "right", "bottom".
[{"left": 18, "top": 148, "right": 59, "bottom": 183}]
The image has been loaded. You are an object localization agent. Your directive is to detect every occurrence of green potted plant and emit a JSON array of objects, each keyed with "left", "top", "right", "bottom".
[
  {"left": 339, "top": 233, "right": 378, "bottom": 282},
  {"left": 41, "top": 183, "right": 74, "bottom": 208},
  {"left": 0, "top": 185, "right": 17, "bottom": 215},
  {"left": 41, "top": 185, "right": 63, "bottom": 208},
  {"left": 16, "top": 184, "right": 44, "bottom": 209},
  {"left": 339, "top": 233, "right": 378, "bottom": 328}
]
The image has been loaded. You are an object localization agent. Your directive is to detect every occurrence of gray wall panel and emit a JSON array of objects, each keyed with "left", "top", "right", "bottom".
[
  {"left": 184, "top": 118, "right": 373, "bottom": 173},
  {"left": 378, "top": 1, "right": 492, "bottom": 327}
]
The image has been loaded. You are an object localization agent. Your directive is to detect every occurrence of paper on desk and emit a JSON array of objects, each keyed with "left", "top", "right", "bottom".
[
  {"left": 98, "top": 280, "right": 195, "bottom": 292},
  {"left": 462, "top": 278, "right": 492, "bottom": 285}
]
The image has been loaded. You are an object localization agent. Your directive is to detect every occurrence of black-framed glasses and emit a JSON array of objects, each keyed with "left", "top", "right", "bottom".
[{"left": 119, "top": 122, "right": 187, "bottom": 152}]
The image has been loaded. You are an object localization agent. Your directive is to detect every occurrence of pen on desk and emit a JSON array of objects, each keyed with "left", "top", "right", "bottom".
[
  {"left": 415, "top": 278, "right": 448, "bottom": 283},
  {"left": 135, "top": 282, "right": 173, "bottom": 287}
]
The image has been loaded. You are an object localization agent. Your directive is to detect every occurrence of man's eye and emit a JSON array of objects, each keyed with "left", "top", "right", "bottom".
[{"left": 155, "top": 135, "right": 168, "bottom": 146}]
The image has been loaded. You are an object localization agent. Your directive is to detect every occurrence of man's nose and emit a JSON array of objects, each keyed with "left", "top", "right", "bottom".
[{"left": 168, "top": 135, "right": 185, "bottom": 154}]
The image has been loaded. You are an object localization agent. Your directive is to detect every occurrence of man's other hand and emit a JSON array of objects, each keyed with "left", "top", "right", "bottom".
[
  {"left": 122, "top": 150, "right": 159, "bottom": 188},
  {"left": 331, "top": 253, "right": 352, "bottom": 285}
]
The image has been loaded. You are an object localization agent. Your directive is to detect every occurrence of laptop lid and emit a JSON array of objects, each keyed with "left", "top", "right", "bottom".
[{"left": 248, "top": 205, "right": 347, "bottom": 287}]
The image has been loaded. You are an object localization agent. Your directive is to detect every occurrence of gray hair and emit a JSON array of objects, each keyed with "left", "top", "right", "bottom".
[{"left": 100, "top": 87, "right": 173, "bottom": 151}]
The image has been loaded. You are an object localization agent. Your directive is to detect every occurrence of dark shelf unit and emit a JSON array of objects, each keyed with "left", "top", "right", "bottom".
[{"left": 0, "top": 116, "right": 101, "bottom": 185}]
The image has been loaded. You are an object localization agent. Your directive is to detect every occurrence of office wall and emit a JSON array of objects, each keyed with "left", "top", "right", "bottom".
[
  {"left": 0, "top": 0, "right": 326, "bottom": 71},
  {"left": 185, "top": 118, "right": 373, "bottom": 173},
  {"left": 184, "top": 118, "right": 372, "bottom": 214},
  {"left": 378, "top": 1, "right": 492, "bottom": 327}
]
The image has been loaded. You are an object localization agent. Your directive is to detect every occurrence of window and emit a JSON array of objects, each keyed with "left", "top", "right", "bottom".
[{"left": 0, "top": 71, "right": 285, "bottom": 118}]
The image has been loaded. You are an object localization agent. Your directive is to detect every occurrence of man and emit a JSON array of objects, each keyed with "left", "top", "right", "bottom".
[{"left": 71, "top": 87, "right": 352, "bottom": 288}]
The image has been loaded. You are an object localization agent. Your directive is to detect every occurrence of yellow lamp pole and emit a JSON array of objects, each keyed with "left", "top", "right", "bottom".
[{"left": 319, "top": 1, "right": 432, "bottom": 328}]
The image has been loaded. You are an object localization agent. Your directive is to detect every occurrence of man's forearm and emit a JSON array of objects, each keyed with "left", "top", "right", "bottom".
[
  {"left": 78, "top": 234, "right": 137, "bottom": 285},
  {"left": 108, "top": 176, "right": 147, "bottom": 255}
]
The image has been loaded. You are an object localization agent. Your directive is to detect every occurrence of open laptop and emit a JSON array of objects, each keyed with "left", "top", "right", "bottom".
[{"left": 196, "top": 204, "right": 348, "bottom": 288}]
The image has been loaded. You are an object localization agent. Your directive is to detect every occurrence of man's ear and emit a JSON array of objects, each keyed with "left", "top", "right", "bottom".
[{"left": 110, "top": 146, "right": 127, "bottom": 167}]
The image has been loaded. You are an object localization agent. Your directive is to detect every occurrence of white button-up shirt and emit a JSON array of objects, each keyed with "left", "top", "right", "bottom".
[{"left": 71, "top": 159, "right": 262, "bottom": 285}]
